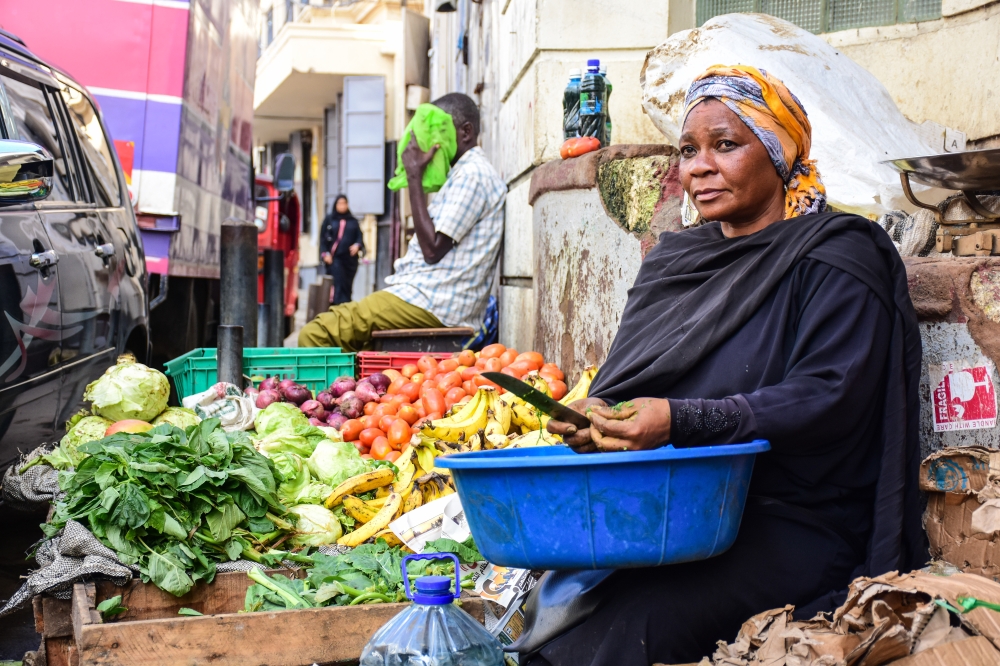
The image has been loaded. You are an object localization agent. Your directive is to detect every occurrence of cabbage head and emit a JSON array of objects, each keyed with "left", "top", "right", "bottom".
[
  {"left": 41, "top": 415, "right": 113, "bottom": 470},
  {"left": 254, "top": 402, "right": 308, "bottom": 436},
  {"left": 287, "top": 504, "right": 343, "bottom": 546},
  {"left": 255, "top": 423, "right": 327, "bottom": 458},
  {"left": 152, "top": 407, "right": 201, "bottom": 430},
  {"left": 83, "top": 354, "right": 170, "bottom": 422},
  {"left": 307, "top": 439, "right": 368, "bottom": 487},
  {"left": 271, "top": 451, "right": 332, "bottom": 506}
]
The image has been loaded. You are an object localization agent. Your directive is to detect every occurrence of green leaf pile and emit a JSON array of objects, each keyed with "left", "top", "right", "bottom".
[{"left": 44, "top": 418, "right": 284, "bottom": 597}]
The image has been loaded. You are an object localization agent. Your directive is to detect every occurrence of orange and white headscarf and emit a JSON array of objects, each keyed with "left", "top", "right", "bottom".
[{"left": 683, "top": 65, "right": 827, "bottom": 218}]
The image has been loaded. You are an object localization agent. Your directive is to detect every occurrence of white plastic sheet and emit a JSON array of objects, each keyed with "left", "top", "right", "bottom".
[{"left": 640, "top": 13, "right": 948, "bottom": 217}]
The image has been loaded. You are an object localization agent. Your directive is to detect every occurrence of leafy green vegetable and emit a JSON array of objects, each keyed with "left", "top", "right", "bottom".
[
  {"left": 424, "top": 536, "right": 483, "bottom": 564},
  {"left": 45, "top": 418, "right": 284, "bottom": 597},
  {"left": 254, "top": 402, "right": 309, "bottom": 436},
  {"left": 96, "top": 595, "right": 127, "bottom": 620},
  {"left": 286, "top": 504, "right": 343, "bottom": 546},
  {"left": 21, "top": 415, "right": 114, "bottom": 472},
  {"left": 307, "top": 439, "right": 368, "bottom": 487},
  {"left": 83, "top": 354, "right": 170, "bottom": 422},
  {"left": 270, "top": 451, "right": 332, "bottom": 506},
  {"left": 178, "top": 607, "right": 203, "bottom": 616},
  {"left": 152, "top": 407, "right": 201, "bottom": 429}
]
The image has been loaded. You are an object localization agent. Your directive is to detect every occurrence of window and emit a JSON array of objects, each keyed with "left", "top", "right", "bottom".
[
  {"left": 60, "top": 87, "right": 122, "bottom": 207},
  {"left": 266, "top": 8, "right": 274, "bottom": 45},
  {"left": 1, "top": 72, "right": 81, "bottom": 202},
  {"left": 285, "top": 0, "right": 294, "bottom": 25},
  {"left": 696, "top": 0, "right": 941, "bottom": 33}
]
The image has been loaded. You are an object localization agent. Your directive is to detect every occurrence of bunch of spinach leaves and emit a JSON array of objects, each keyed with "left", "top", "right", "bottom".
[
  {"left": 243, "top": 537, "right": 482, "bottom": 612},
  {"left": 45, "top": 418, "right": 285, "bottom": 597}
]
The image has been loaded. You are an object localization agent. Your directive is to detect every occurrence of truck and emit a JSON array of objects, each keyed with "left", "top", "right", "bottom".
[{"left": 0, "top": 0, "right": 297, "bottom": 370}]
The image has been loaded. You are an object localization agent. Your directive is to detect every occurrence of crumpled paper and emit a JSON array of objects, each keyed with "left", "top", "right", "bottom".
[{"left": 183, "top": 382, "right": 257, "bottom": 431}]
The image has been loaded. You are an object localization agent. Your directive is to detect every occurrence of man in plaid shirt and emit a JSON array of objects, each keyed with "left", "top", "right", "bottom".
[{"left": 299, "top": 93, "right": 506, "bottom": 351}]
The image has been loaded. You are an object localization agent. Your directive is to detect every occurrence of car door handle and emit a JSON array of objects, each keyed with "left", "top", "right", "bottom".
[
  {"left": 95, "top": 243, "right": 115, "bottom": 259},
  {"left": 30, "top": 250, "right": 59, "bottom": 269}
]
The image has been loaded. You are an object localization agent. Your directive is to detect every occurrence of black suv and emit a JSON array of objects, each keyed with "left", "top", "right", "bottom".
[{"left": 0, "top": 32, "right": 148, "bottom": 475}]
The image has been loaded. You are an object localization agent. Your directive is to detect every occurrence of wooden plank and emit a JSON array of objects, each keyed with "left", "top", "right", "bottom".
[
  {"left": 41, "top": 597, "right": 74, "bottom": 637},
  {"left": 76, "top": 598, "right": 485, "bottom": 666},
  {"left": 33, "top": 595, "right": 44, "bottom": 635},
  {"left": 43, "top": 636, "right": 75, "bottom": 666},
  {"left": 70, "top": 582, "right": 99, "bottom": 649}
]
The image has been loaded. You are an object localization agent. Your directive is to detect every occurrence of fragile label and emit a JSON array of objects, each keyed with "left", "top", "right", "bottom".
[{"left": 931, "top": 359, "right": 998, "bottom": 432}]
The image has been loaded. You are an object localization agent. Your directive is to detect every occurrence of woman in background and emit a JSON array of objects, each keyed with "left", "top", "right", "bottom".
[{"left": 320, "top": 194, "right": 364, "bottom": 305}]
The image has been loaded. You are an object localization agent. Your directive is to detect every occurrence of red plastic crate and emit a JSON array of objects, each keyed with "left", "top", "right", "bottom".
[{"left": 357, "top": 351, "right": 456, "bottom": 377}]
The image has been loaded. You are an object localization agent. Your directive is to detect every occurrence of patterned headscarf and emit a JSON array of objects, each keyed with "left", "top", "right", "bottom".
[{"left": 683, "top": 65, "right": 827, "bottom": 218}]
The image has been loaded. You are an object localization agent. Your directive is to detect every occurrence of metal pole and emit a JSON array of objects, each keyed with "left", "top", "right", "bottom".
[
  {"left": 217, "top": 325, "right": 243, "bottom": 388},
  {"left": 219, "top": 219, "right": 258, "bottom": 347},
  {"left": 263, "top": 248, "right": 284, "bottom": 347},
  {"left": 257, "top": 303, "right": 270, "bottom": 347}
]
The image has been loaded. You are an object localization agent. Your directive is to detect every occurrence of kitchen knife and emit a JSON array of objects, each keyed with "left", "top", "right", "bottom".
[{"left": 482, "top": 372, "right": 592, "bottom": 430}]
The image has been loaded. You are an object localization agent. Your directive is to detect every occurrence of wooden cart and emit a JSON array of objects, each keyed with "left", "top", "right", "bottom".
[{"left": 33, "top": 572, "right": 485, "bottom": 666}]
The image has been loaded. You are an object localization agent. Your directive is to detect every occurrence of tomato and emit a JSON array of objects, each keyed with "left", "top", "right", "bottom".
[
  {"left": 398, "top": 404, "right": 420, "bottom": 425},
  {"left": 389, "top": 394, "right": 409, "bottom": 409},
  {"left": 360, "top": 414, "right": 379, "bottom": 429},
  {"left": 480, "top": 343, "right": 506, "bottom": 359},
  {"left": 560, "top": 136, "right": 601, "bottom": 159},
  {"left": 370, "top": 438, "right": 393, "bottom": 460},
  {"left": 444, "top": 387, "right": 467, "bottom": 408},
  {"left": 461, "top": 366, "right": 480, "bottom": 382},
  {"left": 474, "top": 374, "right": 500, "bottom": 389},
  {"left": 361, "top": 454, "right": 373, "bottom": 460},
  {"left": 437, "top": 371, "right": 463, "bottom": 392},
  {"left": 420, "top": 378, "right": 439, "bottom": 394},
  {"left": 378, "top": 393, "right": 393, "bottom": 404},
  {"left": 400, "top": 382, "right": 421, "bottom": 403},
  {"left": 359, "top": 428, "right": 385, "bottom": 446},
  {"left": 539, "top": 363, "right": 565, "bottom": 381},
  {"left": 387, "top": 419, "right": 412, "bottom": 450},
  {"left": 438, "top": 358, "right": 460, "bottom": 373},
  {"left": 352, "top": 441, "right": 370, "bottom": 455},
  {"left": 382, "top": 368, "right": 402, "bottom": 383},
  {"left": 378, "top": 414, "right": 397, "bottom": 433},
  {"left": 507, "top": 361, "right": 532, "bottom": 377},
  {"left": 363, "top": 401, "right": 378, "bottom": 416},
  {"left": 458, "top": 349, "right": 476, "bottom": 367},
  {"left": 548, "top": 379, "right": 568, "bottom": 401},
  {"left": 426, "top": 412, "right": 443, "bottom": 421},
  {"left": 457, "top": 395, "right": 472, "bottom": 406},
  {"left": 484, "top": 357, "right": 503, "bottom": 373},
  {"left": 383, "top": 450, "right": 401, "bottom": 463},
  {"left": 475, "top": 357, "right": 488, "bottom": 370},
  {"left": 498, "top": 349, "right": 519, "bottom": 367},
  {"left": 341, "top": 419, "right": 364, "bottom": 441},
  {"left": 417, "top": 355, "right": 438, "bottom": 373},
  {"left": 501, "top": 366, "right": 520, "bottom": 379},
  {"left": 462, "top": 380, "right": 478, "bottom": 396},
  {"left": 518, "top": 352, "right": 545, "bottom": 369},
  {"left": 423, "top": 388, "right": 446, "bottom": 416},
  {"left": 387, "top": 377, "right": 406, "bottom": 395},
  {"left": 414, "top": 399, "right": 426, "bottom": 418},
  {"left": 401, "top": 364, "right": 419, "bottom": 379}
]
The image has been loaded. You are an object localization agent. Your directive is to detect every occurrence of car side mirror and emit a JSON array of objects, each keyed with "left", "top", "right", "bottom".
[{"left": 0, "top": 140, "right": 52, "bottom": 205}]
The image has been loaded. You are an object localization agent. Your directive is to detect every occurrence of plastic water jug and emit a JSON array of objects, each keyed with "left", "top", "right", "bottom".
[
  {"left": 579, "top": 58, "right": 607, "bottom": 145},
  {"left": 359, "top": 553, "right": 505, "bottom": 666}
]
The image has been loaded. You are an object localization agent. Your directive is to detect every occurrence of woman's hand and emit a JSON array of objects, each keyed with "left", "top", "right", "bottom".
[
  {"left": 349, "top": 243, "right": 361, "bottom": 257},
  {"left": 321, "top": 252, "right": 332, "bottom": 265},
  {"left": 547, "top": 398, "right": 672, "bottom": 453}
]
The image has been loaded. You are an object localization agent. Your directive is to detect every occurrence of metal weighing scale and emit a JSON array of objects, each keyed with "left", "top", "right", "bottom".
[{"left": 884, "top": 148, "right": 1000, "bottom": 256}]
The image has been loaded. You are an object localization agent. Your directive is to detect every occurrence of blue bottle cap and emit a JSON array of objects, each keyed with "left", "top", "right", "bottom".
[
  {"left": 413, "top": 575, "right": 455, "bottom": 605},
  {"left": 587, "top": 59, "right": 600, "bottom": 67}
]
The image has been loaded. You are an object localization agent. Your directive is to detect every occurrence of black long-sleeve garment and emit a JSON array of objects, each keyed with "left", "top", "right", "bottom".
[
  {"left": 319, "top": 212, "right": 364, "bottom": 260},
  {"left": 520, "top": 213, "right": 924, "bottom": 666}
]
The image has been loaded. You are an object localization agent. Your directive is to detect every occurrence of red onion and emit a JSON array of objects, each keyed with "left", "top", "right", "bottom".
[
  {"left": 259, "top": 376, "right": 279, "bottom": 392},
  {"left": 308, "top": 417, "right": 326, "bottom": 427},
  {"left": 317, "top": 390, "right": 335, "bottom": 411},
  {"left": 278, "top": 378, "right": 298, "bottom": 392},
  {"left": 255, "top": 389, "right": 281, "bottom": 409},
  {"left": 366, "top": 373, "right": 390, "bottom": 394},
  {"left": 244, "top": 386, "right": 259, "bottom": 399},
  {"left": 339, "top": 395, "right": 364, "bottom": 420},
  {"left": 355, "top": 381, "right": 380, "bottom": 404},
  {"left": 282, "top": 384, "right": 312, "bottom": 405},
  {"left": 330, "top": 376, "right": 356, "bottom": 398},
  {"left": 335, "top": 390, "right": 356, "bottom": 406},
  {"left": 300, "top": 400, "right": 326, "bottom": 420},
  {"left": 326, "top": 412, "right": 347, "bottom": 430}
]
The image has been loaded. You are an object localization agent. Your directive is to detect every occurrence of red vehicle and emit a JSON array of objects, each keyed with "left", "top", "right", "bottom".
[{"left": 254, "top": 173, "right": 300, "bottom": 336}]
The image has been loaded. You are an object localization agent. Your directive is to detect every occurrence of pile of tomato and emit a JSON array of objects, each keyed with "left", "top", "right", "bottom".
[{"left": 341, "top": 344, "right": 567, "bottom": 462}]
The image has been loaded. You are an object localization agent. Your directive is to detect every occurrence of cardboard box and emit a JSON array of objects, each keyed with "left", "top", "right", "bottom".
[{"left": 892, "top": 636, "right": 1000, "bottom": 666}]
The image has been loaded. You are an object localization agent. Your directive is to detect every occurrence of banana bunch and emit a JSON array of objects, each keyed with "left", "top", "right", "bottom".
[
  {"left": 507, "top": 428, "right": 563, "bottom": 448},
  {"left": 421, "top": 387, "right": 512, "bottom": 449},
  {"left": 497, "top": 372, "right": 552, "bottom": 434},
  {"left": 560, "top": 365, "right": 598, "bottom": 405}
]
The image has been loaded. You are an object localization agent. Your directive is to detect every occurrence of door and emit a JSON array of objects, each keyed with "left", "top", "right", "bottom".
[{"left": 342, "top": 76, "right": 385, "bottom": 215}]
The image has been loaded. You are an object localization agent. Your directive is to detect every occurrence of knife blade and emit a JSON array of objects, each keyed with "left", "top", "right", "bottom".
[{"left": 482, "top": 372, "right": 592, "bottom": 430}]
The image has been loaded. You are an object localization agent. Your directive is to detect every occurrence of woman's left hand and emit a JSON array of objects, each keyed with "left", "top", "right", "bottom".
[
  {"left": 349, "top": 243, "right": 361, "bottom": 257},
  {"left": 587, "top": 398, "right": 672, "bottom": 452}
]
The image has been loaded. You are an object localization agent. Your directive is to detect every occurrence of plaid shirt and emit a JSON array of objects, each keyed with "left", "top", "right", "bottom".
[{"left": 385, "top": 147, "right": 506, "bottom": 328}]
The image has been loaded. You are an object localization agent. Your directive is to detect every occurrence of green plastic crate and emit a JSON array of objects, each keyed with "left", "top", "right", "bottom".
[{"left": 164, "top": 347, "right": 356, "bottom": 400}]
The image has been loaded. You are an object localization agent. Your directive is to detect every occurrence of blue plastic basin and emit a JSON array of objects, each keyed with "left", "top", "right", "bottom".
[{"left": 434, "top": 441, "right": 770, "bottom": 570}]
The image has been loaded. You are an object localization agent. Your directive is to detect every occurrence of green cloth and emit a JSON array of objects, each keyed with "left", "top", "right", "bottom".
[
  {"left": 387, "top": 103, "right": 457, "bottom": 193},
  {"left": 298, "top": 290, "right": 444, "bottom": 353}
]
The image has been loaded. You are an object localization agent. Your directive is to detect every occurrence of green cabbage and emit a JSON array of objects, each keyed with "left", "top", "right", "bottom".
[
  {"left": 271, "top": 451, "right": 332, "bottom": 506},
  {"left": 287, "top": 504, "right": 343, "bottom": 547},
  {"left": 255, "top": 424, "right": 328, "bottom": 458},
  {"left": 254, "top": 402, "right": 309, "bottom": 436},
  {"left": 83, "top": 354, "right": 170, "bottom": 422},
  {"left": 36, "top": 415, "right": 113, "bottom": 470},
  {"left": 307, "top": 439, "right": 368, "bottom": 487},
  {"left": 152, "top": 407, "right": 201, "bottom": 430}
]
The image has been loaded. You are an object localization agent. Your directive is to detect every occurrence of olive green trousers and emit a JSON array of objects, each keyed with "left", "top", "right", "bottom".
[{"left": 297, "top": 290, "right": 443, "bottom": 352}]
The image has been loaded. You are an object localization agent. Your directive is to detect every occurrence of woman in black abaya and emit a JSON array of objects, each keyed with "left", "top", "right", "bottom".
[
  {"left": 516, "top": 66, "right": 925, "bottom": 666},
  {"left": 320, "top": 194, "right": 364, "bottom": 305}
]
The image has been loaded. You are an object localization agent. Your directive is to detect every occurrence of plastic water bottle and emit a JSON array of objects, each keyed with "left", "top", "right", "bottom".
[
  {"left": 359, "top": 553, "right": 504, "bottom": 666},
  {"left": 600, "top": 64, "right": 612, "bottom": 145},
  {"left": 563, "top": 68, "right": 582, "bottom": 139},
  {"left": 579, "top": 59, "right": 607, "bottom": 145}
]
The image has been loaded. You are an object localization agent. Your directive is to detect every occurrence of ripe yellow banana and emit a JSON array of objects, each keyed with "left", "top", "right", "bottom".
[
  {"left": 337, "top": 492, "right": 402, "bottom": 547},
  {"left": 508, "top": 429, "right": 562, "bottom": 448},
  {"left": 512, "top": 402, "right": 542, "bottom": 432},
  {"left": 486, "top": 388, "right": 513, "bottom": 433},
  {"left": 392, "top": 448, "right": 417, "bottom": 492},
  {"left": 373, "top": 529, "right": 403, "bottom": 547},
  {"left": 343, "top": 495, "right": 379, "bottom": 523},
  {"left": 561, "top": 365, "right": 598, "bottom": 405},
  {"left": 421, "top": 389, "right": 489, "bottom": 442},
  {"left": 522, "top": 372, "right": 552, "bottom": 398},
  {"left": 324, "top": 468, "right": 395, "bottom": 508},
  {"left": 365, "top": 495, "right": 389, "bottom": 509},
  {"left": 402, "top": 485, "right": 423, "bottom": 513}
]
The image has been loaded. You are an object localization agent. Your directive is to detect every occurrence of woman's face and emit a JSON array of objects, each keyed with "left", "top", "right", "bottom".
[
  {"left": 678, "top": 99, "right": 785, "bottom": 232},
  {"left": 336, "top": 198, "right": 349, "bottom": 214}
]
